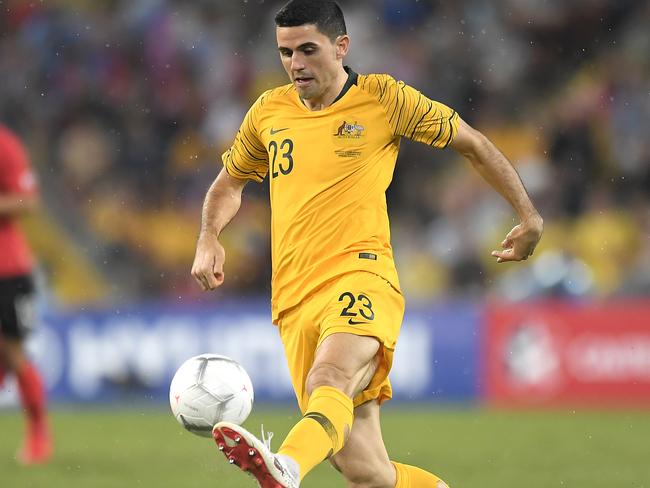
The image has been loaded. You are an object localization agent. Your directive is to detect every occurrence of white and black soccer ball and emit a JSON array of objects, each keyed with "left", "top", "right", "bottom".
[{"left": 169, "top": 354, "right": 254, "bottom": 437}]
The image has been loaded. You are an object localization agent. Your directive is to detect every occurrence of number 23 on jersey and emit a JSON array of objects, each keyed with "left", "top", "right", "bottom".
[{"left": 269, "top": 138, "right": 294, "bottom": 178}]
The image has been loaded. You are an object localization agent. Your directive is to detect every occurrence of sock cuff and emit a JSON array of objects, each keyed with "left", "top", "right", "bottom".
[
  {"left": 392, "top": 462, "right": 447, "bottom": 488},
  {"left": 304, "top": 386, "right": 353, "bottom": 454},
  {"left": 392, "top": 462, "right": 408, "bottom": 486},
  {"left": 307, "top": 386, "right": 353, "bottom": 415}
]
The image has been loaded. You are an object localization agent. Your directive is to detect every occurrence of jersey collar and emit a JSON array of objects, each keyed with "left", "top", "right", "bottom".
[
  {"left": 331, "top": 66, "right": 358, "bottom": 105},
  {"left": 297, "top": 66, "right": 358, "bottom": 109}
]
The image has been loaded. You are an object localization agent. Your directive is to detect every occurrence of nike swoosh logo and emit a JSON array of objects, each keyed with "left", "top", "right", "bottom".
[
  {"left": 270, "top": 127, "right": 289, "bottom": 135},
  {"left": 348, "top": 319, "right": 370, "bottom": 325}
]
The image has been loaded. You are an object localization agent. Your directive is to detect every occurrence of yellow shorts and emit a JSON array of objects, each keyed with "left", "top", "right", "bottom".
[{"left": 277, "top": 271, "right": 405, "bottom": 413}]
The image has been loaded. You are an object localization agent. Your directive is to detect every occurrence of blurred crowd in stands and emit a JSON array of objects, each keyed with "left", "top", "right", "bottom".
[{"left": 1, "top": 0, "right": 648, "bottom": 307}]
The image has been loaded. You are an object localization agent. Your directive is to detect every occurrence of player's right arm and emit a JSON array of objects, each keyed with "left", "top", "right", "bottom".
[
  {"left": 191, "top": 92, "right": 270, "bottom": 291},
  {"left": 191, "top": 169, "right": 248, "bottom": 291}
]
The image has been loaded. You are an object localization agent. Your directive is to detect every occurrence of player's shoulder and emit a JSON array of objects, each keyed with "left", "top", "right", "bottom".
[
  {"left": 253, "top": 83, "right": 294, "bottom": 110},
  {"left": 356, "top": 73, "right": 402, "bottom": 98}
]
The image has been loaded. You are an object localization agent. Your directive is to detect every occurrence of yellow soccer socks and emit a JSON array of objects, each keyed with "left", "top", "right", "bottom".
[
  {"left": 278, "top": 386, "right": 353, "bottom": 480},
  {"left": 393, "top": 462, "right": 449, "bottom": 487}
]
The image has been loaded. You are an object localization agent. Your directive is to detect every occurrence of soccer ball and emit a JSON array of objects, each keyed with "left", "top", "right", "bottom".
[{"left": 169, "top": 354, "right": 254, "bottom": 437}]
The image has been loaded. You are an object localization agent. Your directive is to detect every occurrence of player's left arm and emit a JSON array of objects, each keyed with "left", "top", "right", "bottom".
[
  {"left": 0, "top": 135, "right": 39, "bottom": 217},
  {"left": 449, "top": 118, "right": 543, "bottom": 263}
]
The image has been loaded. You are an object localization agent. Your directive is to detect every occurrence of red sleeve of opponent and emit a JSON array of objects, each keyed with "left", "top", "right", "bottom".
[{"left": 0, "top": 127, "right": 38, "bottom": 195}]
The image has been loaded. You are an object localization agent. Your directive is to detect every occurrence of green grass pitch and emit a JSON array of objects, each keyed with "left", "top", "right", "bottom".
[{"left": 1, "top": 406, "right": 649, "bottom": 487}]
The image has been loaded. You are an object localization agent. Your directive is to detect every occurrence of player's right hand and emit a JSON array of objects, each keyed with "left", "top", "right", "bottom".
[{"left": 191, "top": 234, "right": 226, "bottom": 291}]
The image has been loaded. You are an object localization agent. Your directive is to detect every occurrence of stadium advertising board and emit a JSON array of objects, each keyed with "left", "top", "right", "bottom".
[
  {"left": 484, "top": 301, "right": 650, "bottom": 407},
  {"left": 0, "top": 301, "right": 479, "bottom": 405}
]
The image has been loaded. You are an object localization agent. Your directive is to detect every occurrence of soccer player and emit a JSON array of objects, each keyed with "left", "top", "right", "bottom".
[
  {"left": 0, "top": 123, "right": 52, "bottom": 464},
  {"left": 191, "top": 1, "right": 543, "bottom": 487}
]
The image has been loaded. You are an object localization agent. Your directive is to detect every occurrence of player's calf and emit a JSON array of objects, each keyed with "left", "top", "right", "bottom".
[
  {"left": 332, "top": 454, "right": 395, "bottom": 488},
  {"left": 342, "top": 470, "right": 395, "bottom": 488}
]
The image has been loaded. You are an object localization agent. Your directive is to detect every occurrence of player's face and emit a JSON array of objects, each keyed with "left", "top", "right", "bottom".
[{"left": 276, "top": 24, "right": 348, "bottom": 102}]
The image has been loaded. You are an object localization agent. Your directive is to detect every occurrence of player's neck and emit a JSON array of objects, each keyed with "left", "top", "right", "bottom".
[{"left": 302, "top": 67, "right": 349, "bottom": 111}]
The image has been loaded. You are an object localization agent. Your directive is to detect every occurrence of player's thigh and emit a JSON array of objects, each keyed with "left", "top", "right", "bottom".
[
  {"left": 308, "top": 332, "right": 381, "bottom": 397},
  {"left": 0, "top": 276, "right": 35, "bottom": 335},
  {"left": 2, "top": 336, "right": 27, "bottom": 371},
  {"left": 0, "top": 275, "right": 35, "bottom": 370},
  {"left": 330, "top": 400, "right": 395, "bottom": 487},
  {"left": 277, "top": 301, "right": 321, "bottom": 413}
]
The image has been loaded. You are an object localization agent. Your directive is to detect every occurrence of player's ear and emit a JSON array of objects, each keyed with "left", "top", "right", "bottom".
[{"left": 335, "top": 35, "right": 350, "bottom": 59}]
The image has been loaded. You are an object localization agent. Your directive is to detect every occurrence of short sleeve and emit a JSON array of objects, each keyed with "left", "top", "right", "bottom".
[
  {"left": 0, "top": 129, "right": 38, "bottom": 194},
  {"left": 221, "top": 91, "right": 270, "bottom": 183},
  {"left": 359, "top": 74, "right": 459, "bottom": 148}
]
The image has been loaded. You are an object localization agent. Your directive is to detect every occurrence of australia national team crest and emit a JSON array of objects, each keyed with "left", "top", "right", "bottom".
[
  {"left": 331, "top": 118, "right": 366, "bottom": 157},
  {"left": 333, "top": 120, "right": 364, "bottom": 139}
]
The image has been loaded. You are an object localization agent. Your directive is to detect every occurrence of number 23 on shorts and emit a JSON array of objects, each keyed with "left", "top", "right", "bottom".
[{"left": 338, "top": 291, "right": 375, "bottom": 325}]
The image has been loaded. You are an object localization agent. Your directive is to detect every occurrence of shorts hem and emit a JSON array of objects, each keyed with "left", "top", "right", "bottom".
[
  {"left": 316, "top": 325, "right": 396, "bottom": 350},
  {"left": 354, "top": 387, "right": 392, "bottom": 408}
]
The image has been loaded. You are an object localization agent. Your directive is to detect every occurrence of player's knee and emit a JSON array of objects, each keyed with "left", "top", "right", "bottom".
[
  {"left": 329, "top": 456, "right": 343, "bottom": 473},
  {"left": 2, "top": 339, "right": 26, "bottom": 372},
  {"left": 306, "top": 362, "right": 354, "bottom": 397}
]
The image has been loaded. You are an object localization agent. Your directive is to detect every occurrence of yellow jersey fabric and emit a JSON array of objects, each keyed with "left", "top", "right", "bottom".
[{"left": 222, "top": 68, "right": 459, "bottom": 322}]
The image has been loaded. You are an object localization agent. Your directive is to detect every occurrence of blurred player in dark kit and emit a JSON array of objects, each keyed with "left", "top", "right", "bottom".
[{"left": 0, "top": 123, "right": 52, "bottom": 464}]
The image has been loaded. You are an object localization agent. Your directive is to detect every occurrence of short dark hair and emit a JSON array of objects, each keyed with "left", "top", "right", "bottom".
[{"left": 275, "top": 0, "right": 347, "bottom": 41}]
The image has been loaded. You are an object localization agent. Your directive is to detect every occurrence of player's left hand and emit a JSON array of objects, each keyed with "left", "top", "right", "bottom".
[{"left": 491, "top": 216, "right": 543, "bottom": 263}]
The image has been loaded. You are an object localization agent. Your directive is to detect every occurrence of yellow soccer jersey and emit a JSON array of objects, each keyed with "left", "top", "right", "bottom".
[{"left": 222, "top": 68, "right": 459, "bottom": 322}]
